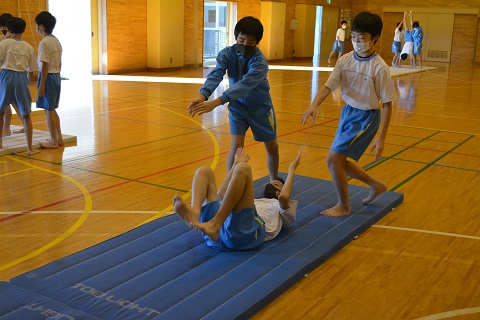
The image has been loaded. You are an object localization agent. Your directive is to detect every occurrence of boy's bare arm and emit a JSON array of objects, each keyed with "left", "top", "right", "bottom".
[
  {"left": 278, "top": 150, "right": 302, "bottom": 209},
  {"left": 369, "top": 101, "right": 392, "bottom": 160},
  {"left": 301, "top": 86, "right": 332, "bottom": 125}
]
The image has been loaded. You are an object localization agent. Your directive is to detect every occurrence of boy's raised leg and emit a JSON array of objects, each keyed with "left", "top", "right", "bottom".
[
  {"left": 173, "top": 166, "right": 218, "bottom": 227},
  {"left": 345, "top": 160, "right": 387, "bottom": 204},
  {"left": 196, "top": 162, "right": 254, "bottom": 240},
  {"left": 226, "top": 135, "right": 245, "bottom": 172}
]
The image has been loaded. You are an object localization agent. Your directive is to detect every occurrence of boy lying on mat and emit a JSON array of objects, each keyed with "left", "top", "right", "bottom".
[{"left": 173, "top": 148, "right": 301, "bottom": 251}]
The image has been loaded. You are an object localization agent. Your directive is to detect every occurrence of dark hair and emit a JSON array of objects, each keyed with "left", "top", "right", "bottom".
[
  {"left": 341, "top": 20, "right": 347, "bottom": 25},
  {"left": 234, "top": 16, "right": 263, "bottom": 43},
  {"left": 412, "top": 21, "right": 420, "bottom": 29},
  {"left": 352, "top": 11, "right": 383, "bottom": 42},
  {"left": 401, "top": 53, "right": 408, "bottom": 60},
  {"left": 396, "top": 22, "right": 403, "bottom": 32},
  {"left": 264, "top": 183, "right": 280, "bottom": 199},
  {"left": 35, "top": 11, "right": 56, "bottom": 34},
  {"left": 6, "top": 17, "right": 26, "bottom": 34},
  {"left": 0, "top": 13, "right": 13, "bottom": 27}
]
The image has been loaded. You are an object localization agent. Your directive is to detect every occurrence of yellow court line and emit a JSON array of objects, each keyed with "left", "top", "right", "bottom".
[
  {"left": 137, "top": 104, "right": 220, "bottom": 226},
  {"left": 0, "top": 156, "right": 92, "bottom": 272},
  {"left": 0, "top": 167, "right": 34, "bottom": 177}
]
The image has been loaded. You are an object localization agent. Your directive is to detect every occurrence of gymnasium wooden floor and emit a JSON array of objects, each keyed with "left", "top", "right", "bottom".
[{"left": 1, "top": 59, "right": 479, "bottom": 319}]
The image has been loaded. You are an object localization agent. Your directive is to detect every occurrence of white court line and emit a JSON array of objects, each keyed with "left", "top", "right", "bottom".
[
  {"left": 414, "top": 307, "right": 480, "bottom": 320},
  {"left": 373, "top": 225, "right": 480, "bottom": 241},
  {"left": 0, "top": 210, "right": 174, "bottom": 215},
  {"left": 92, "top": 74, "right": 228, "bottom": 85}
]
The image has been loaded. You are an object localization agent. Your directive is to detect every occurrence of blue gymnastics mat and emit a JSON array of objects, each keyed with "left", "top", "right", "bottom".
[{"left": 2, "top": 175, "right": 403, "bottom": 320}]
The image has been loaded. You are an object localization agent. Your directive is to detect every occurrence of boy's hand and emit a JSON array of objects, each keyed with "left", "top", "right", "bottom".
[
  {"left": 38, "top": 85, "right": 46, "bottom": 97},
  {"left": 289, "top": 149, "right": 302, "bottom": 171},
  {"left": 234, "top": 147, "right": 250, "bottom": 164},
  {"left": 369, "top": 138, "right": 385, "bottom": 160},
  {"left": 301, "top": 106, "right": 317, "bottom": 125},
  {"left": 187, "top": 94, "right": 206, "bottom": 116}
]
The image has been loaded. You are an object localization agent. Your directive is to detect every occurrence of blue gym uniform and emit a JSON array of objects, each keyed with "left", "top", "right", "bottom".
[
  {"left": 413, "top": 27, "right": 423, "bottom": 54},
  {"left": 200, "top": 44, "right": 276, "bottom": 142},
  {"left": 200, "top": 200, "right": 265, "bottom": 251}
]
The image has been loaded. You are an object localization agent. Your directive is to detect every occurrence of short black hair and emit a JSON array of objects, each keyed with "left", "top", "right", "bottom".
[
  {"left": 234, "top": 16, "right": 263, "bottom": 43},
  {"left": 341, "top": 20, "right": 347, "bottom": 25},
  {"left": 264, "top": 183, "right": 280, "bottom": 199},
  {"left": 35, "top": 11, "right": 56, "bottom": 34},
  {"left": 396, "top": 22, "right": 403, "bottom": 32},
  {"left": 412, "top": 21, "right": 420, "bottom": 29},
  {"left": 6, "top": 17, "right": 26, "bottom": 34},
  {"left": 0, "top": 13, "right": 13, "bottom": 27},
  {"left": 401, "top": 53, "right": 408, "bottom": 60},
  {"left": 352, "top": 11, "right": 383, "bottom": 42}
]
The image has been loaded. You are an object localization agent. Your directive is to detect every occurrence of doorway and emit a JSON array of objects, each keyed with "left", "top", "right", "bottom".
[
  {"left": 48, "top": 0, "right": 92, "bottom": 78},
  {"left": 203, "top": 1, "right": 237, "bottom": 66}
]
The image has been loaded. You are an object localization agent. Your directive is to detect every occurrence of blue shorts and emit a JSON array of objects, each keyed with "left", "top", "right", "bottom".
[
  {"left": 36, "top": 72, "right": 61, "bottom": 110},
  {"left": 200, "top": 200, "right": 265, "bottom": 251},
  {"left": 330, "top": 105, "right": 380, "bottom": 161},
  {"left": 414, "top": 42, "right": 422, "bottom": 54},
  {"left": 392, "top": 41, "right": 401, "bottom": 53},
  {"left": 332, "top": 40, "right": 344, "bottom": 53},
  {"left": 0, "top": 69, "right": 32, "bottom": 115},
  {"left": 228, "top": 96, "right": 277, "bottom": 142}
]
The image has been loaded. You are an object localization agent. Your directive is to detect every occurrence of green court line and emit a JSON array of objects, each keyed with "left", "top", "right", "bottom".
[{"left": 390, "top": 135, "right": 474, "bottom": 191}]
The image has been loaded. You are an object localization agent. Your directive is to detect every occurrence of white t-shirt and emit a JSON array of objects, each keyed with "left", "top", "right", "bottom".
[
  {"left": 325, "top": 51, "right": 397, "bottom": 110},
  {"left": 336, "top": 28, "right": 346, "bottom": 42},
  {"left": 255, "top": 198, "right": 298, "bottom": 241},
  {"left": 38, "top": 35, "right": 62, "bottom": 73},
  {"left": 394, "top": 28, "right": 402, "bottom": 42},
  {"left": 0, "top": 38, "right": 37, "bottom": 72}
]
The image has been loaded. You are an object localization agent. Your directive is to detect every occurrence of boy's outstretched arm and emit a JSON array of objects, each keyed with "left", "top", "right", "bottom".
[
  {"left": 278, "top": 150, "right": 302, "bottom": 209},
  {"left": 369, "top": 101, "right": 392, "bottom": 160},
  {"left": 301, "top": 86, "right": 331, "bottom": 125},
  {"left": 187, "top": 95, "right": 223, "bottom": 117}
]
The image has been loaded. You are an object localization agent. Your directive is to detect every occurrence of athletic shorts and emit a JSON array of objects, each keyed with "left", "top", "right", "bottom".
[
  {"left": 36, "top": 72, "right": 61, "bottom": 110},
  {"left": 330, "top": 104, "right": 380, "bottom": 161},
  {"left": 200, "top": 200, "right": 265, "bottom": 251},
  {"left": 392, "top": 41, "right": 401, "bottom": 53},
  {"left": 228, "top": 97, "right": 277, "bottom": 142},
  {"left": 414, "top": 41, "right": 422, "bottom": 55},
  {"left": 0, "top": 69, "right": 32, "bottom": 115},
  {"left": 332, "top": 40, "right": 344, "bottom": 53}
]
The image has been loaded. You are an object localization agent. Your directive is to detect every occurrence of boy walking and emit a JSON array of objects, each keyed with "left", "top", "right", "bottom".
[
  {"left": 301, "top": 12, "right": 397, "bottom": 217},
  {"left": 328, "top": 20, "right": 347, "bottom": 65},
  {"left": 173, "top": 148, "right": 301, "bottom": 251},
  {"left": 0, "top": 17, "right": 39, "bottom": 155},
  {"left": 187, "top": 16, "right": 280, "bottom": 182},
  {"left": 35, "top": 11, "right": 63, "bottom": 148}
]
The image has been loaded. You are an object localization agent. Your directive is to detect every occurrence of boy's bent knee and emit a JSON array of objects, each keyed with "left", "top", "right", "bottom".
[
  {"left": 196, "top": 166, "right": 214, "bottom": 176},
  {"left": 233, "top": 162, "right": 252, "bottom": 176}
]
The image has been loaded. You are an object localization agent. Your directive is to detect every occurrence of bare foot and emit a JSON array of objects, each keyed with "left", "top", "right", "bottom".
[
  {"left": 46, "top": 138, "right": 64, "bottom": 147},
  {"left": 39, "top": 141, "right": 60, "bottom": 149},
  {"left": 321, "top": 204, "right": 351, "bottom": 217},
  {"left": 172, "top": 194, "right": 199, "bottom": 227},
  {"left": 14, "top": 127, "right": 25, "bottom": 134},
  {"left": 26, "top": 148, "right": 40, "bottom": 156},
  {"left": 362, "top": 181, "right": 388, "bottom": 204},
  {"left": 196, "top": 221, "right": 222, "bottom": 240}
]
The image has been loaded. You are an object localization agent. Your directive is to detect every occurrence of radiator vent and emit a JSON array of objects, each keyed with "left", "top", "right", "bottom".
[{"left": 427, "top": 50, "right": 448, "bottom": 59}]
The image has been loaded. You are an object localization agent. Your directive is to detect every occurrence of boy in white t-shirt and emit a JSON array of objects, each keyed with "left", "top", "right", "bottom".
[
  {"left": 301, "top": 12, "right": 397, "bottom": 217},
  {"left": 173, "top": 148, "right": 301, "bottom": 251},
  {"left": 328, "top": 20, "right": 347, "bottom": 65},
  {"left": 0, "top": 17, "right": 39, "bottom": 155},
  {"left": 0, "top": 12, "right": 24, "bottom": 137},
  {"left": 35, "top": 11, "right": 64, "bottom": 149}
]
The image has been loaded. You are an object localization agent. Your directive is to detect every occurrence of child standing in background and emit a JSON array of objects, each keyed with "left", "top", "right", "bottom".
[
  {"left": 328, "top": 20, "right": 347, "bottom": 65},
  {"left": 0, "top": 17, "right": 39, "bottom": 155},
  {"left": 391, "top": 19, "right": 403, "bottom": 67},
  {"left": 35, "top": 11, "right": 64, "bottom": 148}
]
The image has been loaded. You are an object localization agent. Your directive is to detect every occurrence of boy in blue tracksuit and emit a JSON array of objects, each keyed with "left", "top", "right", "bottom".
[
  {"left": 187, "top": 16, "right": 279, "bottom": 182},
  {"left": 412, "top": 15, "right": 423, "bottom": 69}
]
